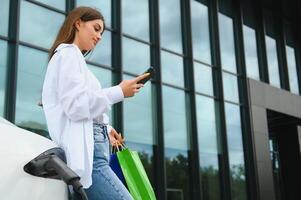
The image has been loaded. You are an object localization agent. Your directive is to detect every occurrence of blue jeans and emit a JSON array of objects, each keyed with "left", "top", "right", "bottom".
[{"left": 73, "top": 123, "right": 133, "bottom": 200}]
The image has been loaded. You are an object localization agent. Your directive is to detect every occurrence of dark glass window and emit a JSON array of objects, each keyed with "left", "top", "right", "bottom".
[
  {"left": 0, "top": 0, "right": 9, "bottom": 37},
  {"left": 285, "top": 46, "right": 299, "bottom": 94},
  {"left": 196, "top": 95, "right": 221, "bottom": 200},
  {"left": 123, "top": 37, "right": 150, "bottom": 75},
  {"left": 0, "top": 40, "right": 8, "bottom": 116},
  {"left": 243, "top": 26, "right": 260, "bottom": 80},
  {"left": 161, "top": 51, "right": 184, "bottom": 87},
  {"left": 159, "top": 0, "right": 183, "bottom": 53},
  {"left": 224, "top": 103, "right": 247, "bottom": 200},
  {"left": 194, "top": 62, "right": 214, "bottom": 96},
  {"left": 242, "top": 0, "right": 260, "bottom": 80},
  {"left": 218, "top": 13, "right": 237, "bottom": 73},
  {"left": 223, "top": 72, "right": 239, "bottom": 103},
  {"left": 191, "top": 0, "right": 211, "bottom": 64},
  {"left": 163, "top": 86, "right": 190, "bottom": 200},
  {"left": 20, "top": 1, "right": 65, "bottom": 49},
  {"left": 77, "top": 0, "right": 111, "bottom": 28},
  {"left": 264, "top": 11, "right": 281, "bottom": 88},
  {"left": 122, "top": 0, "right": 149, "bottom": 41},
  {"left": 284, "top": 22, "right": 299, "bottom": 94},
  {"left": 15, "top": 46, "right": 48, "bottom": 137}
]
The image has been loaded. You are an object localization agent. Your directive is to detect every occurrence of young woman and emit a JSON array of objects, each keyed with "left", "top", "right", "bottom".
[{"left": 42, "top": 6, "right": 148, "bottom": 200}]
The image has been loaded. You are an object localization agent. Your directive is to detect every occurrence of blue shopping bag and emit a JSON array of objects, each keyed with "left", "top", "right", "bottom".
[{"left": 109, "top": 146, "right": 127, "bottom": 188}]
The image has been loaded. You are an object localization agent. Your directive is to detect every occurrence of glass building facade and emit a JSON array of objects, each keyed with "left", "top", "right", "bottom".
[{"left": 1, "top": 0, "right": 301, "bottom": 199}]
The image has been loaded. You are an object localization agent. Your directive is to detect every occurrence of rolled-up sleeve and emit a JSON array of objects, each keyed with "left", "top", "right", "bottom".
[{"left": 57, "top": 48, "right": 124, "bottom": 121}]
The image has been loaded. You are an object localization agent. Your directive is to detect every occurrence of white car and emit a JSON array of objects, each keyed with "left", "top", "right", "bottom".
[{"left": 0, "top": 117, "right": 86, "bottom": 200}]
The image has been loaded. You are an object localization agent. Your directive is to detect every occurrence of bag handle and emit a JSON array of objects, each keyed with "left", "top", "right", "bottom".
[{"left": 111, "top": 143, "right": 128, "bottom": 154}]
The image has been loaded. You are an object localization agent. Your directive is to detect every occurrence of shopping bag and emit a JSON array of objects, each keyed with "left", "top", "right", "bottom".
[
  {"left": 109, "top": 146, "right": 127, "bottom": 187},
  {"left": 117, "top": 148, "right": 156, "bottom": 200}
]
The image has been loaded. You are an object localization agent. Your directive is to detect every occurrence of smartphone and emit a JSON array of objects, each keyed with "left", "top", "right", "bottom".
[{"left": 137, "top": 67, "right": 155, "bottom": 84}]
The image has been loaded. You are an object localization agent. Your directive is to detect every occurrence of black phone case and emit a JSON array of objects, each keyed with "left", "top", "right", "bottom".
[{"left": 137, "top": 67, "right": 155, "bottom": 84}]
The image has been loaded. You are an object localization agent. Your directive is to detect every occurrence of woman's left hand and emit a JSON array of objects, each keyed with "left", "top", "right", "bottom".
[{"left": 109, "top": 127, "right": 125, "bottom": 147}]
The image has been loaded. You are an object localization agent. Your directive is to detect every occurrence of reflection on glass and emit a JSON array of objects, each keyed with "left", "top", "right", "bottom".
[
  {"left": 159, "top": 0, "right": 182, "bottom": 53},
  {"left": 77, "top": 0, "right": 111, "bottom": 28},
  {"left": 86, "top": 31, "right": 111, "bottom": 66},
  {"left": 122, "top": 0, "right": 149, "bottom": 41},
  {"left": 0, "top": 41, "right": 8, "bottom": 117},
  {"left": 35, "top": 0, "right": 65, "bottom": 10},
  {"left": 243, "top": 25, "right": 260, "bottom": 80},
  {"left": 165, "top": 148, "right": 190, "bottom": 200},
  {"left": 223, "top": 73, "right": 239, "bottom": 103},
  {"left": 194, "top": 63, "right": 213, "bottom": 96},
  {"left": 265, "top": 36, "right": 280, "bottom": 88},
  {"left": 123, "top": 37, "right": 150, "bottom": 75},
  {"left": 126, "top": 141, "right": 154, "bottom": 186},
  {"left": 191, "top": 0, "right": 211, "bottom": 64},
  {"left": 196, "top": 95, "right": 218, "bottom": 154},
  {"left": 123, "top": 75, "right": 153, "bottom": 144},
  {"left": 88, "top": 64, "right": 112, "bottom": 88},
  {"left": 0, "top": 0, "right": 9, "bottom": 36},
  {"left": 224, "top": 103, "right": 247, "bottom": 200},
  {"left": 218, "top": 13, "right": 237, "bottom": 73},
  {"left": 199, "top": 154, "right": 221, "bottom": 200},
  {"left": 285, "top": 46, "right": 299, "bottom": 94},
  {"left": 161, "top": 51, "right": 184, "bottom": 87},
  {"left": 196, "top": 95, "right": 221, "bottom": 200},
  {"left": 20, "top": 1, "right": 65, "bottom": 49},
  {"left": 163, "top": 86, "right": 188, "bottom": 150},
  {"left": 15, "top": 46, "right": 48, "bottom": 138}
]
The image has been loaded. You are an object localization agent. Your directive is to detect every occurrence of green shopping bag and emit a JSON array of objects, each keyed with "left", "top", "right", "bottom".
[{"left": 117, "top": 148, "right": 156, "bottom": 200}]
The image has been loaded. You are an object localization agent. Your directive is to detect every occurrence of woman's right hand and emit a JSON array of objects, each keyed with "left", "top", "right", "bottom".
[{"left": 119, "top": 73, "right": 150, "bottom": 97}]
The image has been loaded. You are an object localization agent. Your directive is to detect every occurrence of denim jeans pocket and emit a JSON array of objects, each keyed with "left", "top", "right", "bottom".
[{"left": 93, "top": 125, "right": 108, "bottom": 143}]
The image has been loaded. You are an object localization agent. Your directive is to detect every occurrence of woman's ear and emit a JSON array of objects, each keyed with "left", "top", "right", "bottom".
[{"left": 74, "top": 19, "right": 81, "bottom": 31}]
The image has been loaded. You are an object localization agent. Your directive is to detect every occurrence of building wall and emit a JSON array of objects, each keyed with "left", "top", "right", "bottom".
[{"left": 0, "top": 0, "right": 301, "bottom": 199}]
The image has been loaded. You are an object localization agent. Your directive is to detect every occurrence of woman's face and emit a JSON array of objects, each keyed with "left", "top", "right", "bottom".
[{"left": 74, "top": 19, "right": 104, "bottom": 51}]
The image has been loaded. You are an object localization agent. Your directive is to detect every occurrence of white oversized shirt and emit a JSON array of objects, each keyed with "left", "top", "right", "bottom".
[{"left": 42, "top": 43, "right": 124, "bottom": 188}]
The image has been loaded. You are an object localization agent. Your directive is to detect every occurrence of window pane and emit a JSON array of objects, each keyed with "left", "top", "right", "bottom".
[
  {"left": 122, "top": 0, "right": 149, "bottom": 41},
  {"left": 223, "top": 73, "right": 239, "bottom": 103},
  {"left": 0, "top": 0, "right": 9, "bottom": 37},
  {"left": 199, "top": 154, "right": 221, "bottom": 200},
  {"left": 123, "top": 37, "right": 150, "bottom": 75},
  {"left": 20, "top": 1, "right": 65, "bottom": 49},
  {"left": 15, "top": 46, "right": 48, "bottom": 138},
  {"left": 0, "top": 41, "right": 8, "bottom": 117},
  {"left": 159, "top": 0, "right": 182, "bottom": 53},
  {"left": 35, "top": 0, "right": 66, "bottom": 10},
  {"left": 124, "top": 75, "right": 153, "bottom": 144},
  {"left": 196, "top": 95, "right": 221, "bottom": 199},
  {"left": 86, "top": 31, "right": 111, "bottom": 66},
  {"left": 218, "top": 13, "right": 237, "bottom": 73},
  {"left": 161, "top": 51, "right": 184, "bottom": 87},
  {"left": 77, "top": 0, "right": 111, "bottom": 28},
  {"left": 224, "top": 103, "right": 247, "bottom": 200},
  {"left": 166, "top": 149, "right": 190, "bottom": 200},
  {"left": 194, "top": 63, "right": 213, "bottom": 96},
  {"left": 191, "top": 0, "right": 211, "bottom": 64},
  {"left": 163, "top": 86, "right": 188, "bottom": 150},
  {"left": 243, "top": 25, "right": 260, "bottom": 80},
  {"left": 265, "top": 36, "right": 281, "bottom": 88},
  {"left": 286, "top": 46, "right": 299, "bottom": 94},
  {"left": 88, "top": 64, "right": 112, "bottom": 88},
  {"left": 196, "top": 95, "right": 218, "bottom": 154}
]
